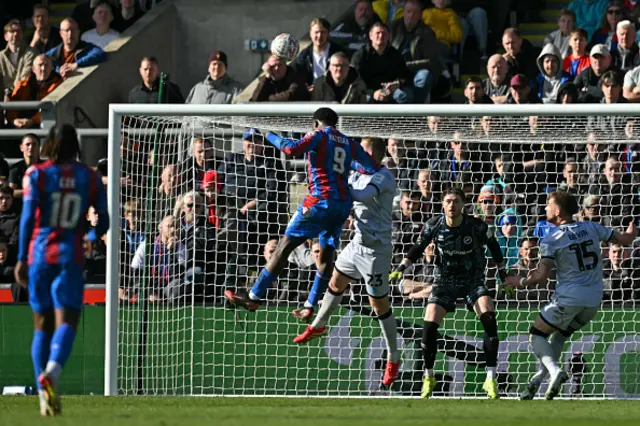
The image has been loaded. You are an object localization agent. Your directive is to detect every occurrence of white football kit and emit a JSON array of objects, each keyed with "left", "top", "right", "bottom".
[
  {"left": 539, "top": 221, "right": 614, "bottom": 331},
  {"left": 335, "top": 167, "right": 395, "bottom": 297}
]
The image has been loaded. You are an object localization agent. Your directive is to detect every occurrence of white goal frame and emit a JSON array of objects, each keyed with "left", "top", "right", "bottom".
[{"left": 105, "top": 103, "right": 636, "bottom": 397}]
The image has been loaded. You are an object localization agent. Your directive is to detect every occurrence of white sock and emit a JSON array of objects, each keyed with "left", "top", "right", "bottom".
[
  {"left": 311, "top": 290, "right": 343, "bottom": 328},
  {"left": 426, "top": 368, "right": 434, "bottom": 378},
  {"left": 248, "top": 291, "right": 260, "bottom": 301},
  {"left": 303, "top": 300, "right": 313, "bottom": 309},
  {"left": 530, "top": 367, "right": 548, "bottom": 385},
  {"left": 530, "top": 335, "right": 561, "bottom": 377},
  {"left": 532, "top": 332, "right": 567, "bottom": 383},
  {"left": 45, "top": 361, "right": 62, "bottom": 382},
  {"left": 378, "top": 312, "right": 400, "bottom": 363},
  {"left": 486, "top": 367, "right": 496, "bottom": 381}
]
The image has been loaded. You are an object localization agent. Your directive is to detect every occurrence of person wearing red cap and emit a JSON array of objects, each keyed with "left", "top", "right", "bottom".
[
  {"left": 185, "top": 51, "right": 244, "bottom": 105},
  {"left": 505, "top": 73, "right": 541, "bottom": 104}
]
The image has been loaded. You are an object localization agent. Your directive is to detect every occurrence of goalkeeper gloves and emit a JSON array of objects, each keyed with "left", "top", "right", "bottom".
[
  {"left": 499, "top": 284, "right": 516, "bottom": 298},
  {"left": 389, "top": 263, "right": 408, "bottom": 282}
]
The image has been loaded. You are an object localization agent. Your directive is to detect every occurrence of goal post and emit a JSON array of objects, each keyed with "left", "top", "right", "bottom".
[{"left": 106, "top": 103, "right": 640, "bottom": 398}]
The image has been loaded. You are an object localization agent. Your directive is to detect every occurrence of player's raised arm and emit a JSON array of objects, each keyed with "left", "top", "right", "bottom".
[
  {"left": 484, "top": 224, "right": 508, "bottom": 283},
  {"left": 350, "top": 138, "right": 388, "bottom": 203},
  {"left": 390, "top": 224, "right": 433, "bottom": 280},
  {"left": 608, "top": 221, "right": 638, "bottom": 246},
  {"left": 86, "top": 170, "right": 110, "bottom": 243},
  {"left": 505, "top": 254, "right": 553, "bottom": 288},
  {"left": 265, "top": 130, "right": 323, "bottom": 156},
  {"left": 350, "top": 137, "right": 380, "bottom": 175},
  {"left": 17, "top": 167, "right": 40, "bottom": 265},
  {"left": 265, "top": 107, "right": 339, "bottom": 156}
]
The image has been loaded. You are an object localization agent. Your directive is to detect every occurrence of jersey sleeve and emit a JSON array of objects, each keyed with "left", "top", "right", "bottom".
[
  {"left": 265, "top": 130, "right": 323, "bottom": 156},
  {"left": 406, "top": 222, "right": 435, "bottom": 263},
  {"left": 17, "top": 167, "right": 40, "bottom": 262},
  {"left": 540, "top": 238, "right": 556, "bottom": 261},
  {"left": 350, "top": 140, "right": 380, "bottom": 175},
  {"left": 590, "top": 221, "right": 614, "bottom": 243}
]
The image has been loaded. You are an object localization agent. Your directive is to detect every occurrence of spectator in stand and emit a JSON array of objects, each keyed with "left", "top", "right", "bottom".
[
  {"left": 185, "top": 51, "right": 243, "bottom": 105},
  {"left": 372, "top": 0, "right": 405, "bottom": 24},
  {"left": 591, "top": 70, "right": 633, "bottom": 133},
  {"left": 0, "top": 238, "right": 15, "bottom": 282},
  {"left": 569, "top": 0, "right": 610, "bottom": 40},
  {"left": 71, "top": 0, "right": 102, "bottom": 33},
  {"left": 557, "top": 157, "right": 584, "bottom": 196},
  {"left": 438, "top": 130, "right": 483, "bottom": 189},
  {"left": 330, "top": 0, "right": 381, "bottom": 54},
  {"left": 611, "top": 20, "right": 640, "bottom": 71},
  {"left": 1, "top": 20, "right": 37, "bottom": 101},
  {"left": 112, "top": 0, "right": 145, "bottom": 33},
  {"left": 562, "top": 28, "right": 591, "bottom": 78},
  {"left": 182, "top": 137, "right": 215, "bottom": 191},
  {"left": 575, "top": 43, "right": 616, "bottom": 102},
  {"left": 0, "top": 184, "right": 18, "bottom": 265},
  {"left": 311, "top": 52, "right": 367, "bottom": 103},
  {"left": 157, "top": 164, "right": 182, "bottom": 219},
  {"left": 7, "top": 54, "right": 63, "bottom": 129},
  {"left": 84, "top": 206, "right": 107, "bottom": 281},
  {"left": 128, "top": 56, "right": 184, "bottom": 103},
  {"left": 351, "top": 23, "right": 414, "bottom": 103},
  {"left": 390, "top": 0, "right": 447, "bottom": 103},
  {"left": 556, "top": 82, "right": 580, "bottom": 102},
  {"left": 416, "top": 168, "right": 438, "bottom": 216},
  {"left": 603, "top": 243, "right": 640, "bottom": 303},
  {"left": 454, "top": 0, "right": 490, "bottom": 61},
  {"left": 590, "top": 0, "right": 629, "bottom": 50},
  {"left": 579, "top": 131, "right": 607, "bottom": 185},
  {"left": 578, "top": 194, "right": 602, "bottom": 222},
  {"left": 484, "top": 54, "right": 509, "bottom": 103},
  {"left": 506, "top": 73, "right": 542, "bottom": 104},
  {"left": 545, "top": 9, "right": 577, "bottom": 59},
  {"left": 202, "top": 170, "right": 222, "bottom": 229},
  {"left": 502, "top": 28, "right": 539, "bottom": 81},
  {"left": 293, "top": 18, "right": 345, "bottom": 89},
  {"left": 8, "top": 134, "right": 41, "bottom": 200},
  {"left": 421, "top": 0, "right": 462, "bottom": 49},
  {"left": 46, "top": 18, "right": 106, "bottom": 79},
  {"left": 535, "top": 43, "right": 571, "bottom": 103},
  {"left": 30, "top": 4, "right": 62, "bottom": 54},
  {"left": 464, "top": 76, "right": 493, "bottom": 103},
  {"left": 81, "top": 1, "right": 120, "bottom": 49},
  {"left": 495, "top": 209, "right": 523, "bottom": 268},
  {"left": 0, "top": 155, "right": 8, "bottom": 182},
  {"left": 588, "top": 155, "right": 638, "bottom": 227},
  {"left": 392, "top": 190, "right": 424, "bottom": 264},
  {"left": 250, "top": 54, "right": 309, "bottom": 102},
  {"left": 474, "top": 185, "right": 500, "bottom": 229},
  {"left": 507, "top": 237, "right": 551, "bottom": 302}
]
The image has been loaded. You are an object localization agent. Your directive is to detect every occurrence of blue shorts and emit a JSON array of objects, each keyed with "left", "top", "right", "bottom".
[
  {"left": 28, "top": 263, "right": 85, "bottom": 314},
  {"left": 285, "top": 198, "right": 351, "bottom": 249}
]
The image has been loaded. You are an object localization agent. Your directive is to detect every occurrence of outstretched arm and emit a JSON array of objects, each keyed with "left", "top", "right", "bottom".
[
  {"left": 486, "top": 236, "right": 507, "bottom": 282},
  {"left": 265, "top": 130, "right": 322, "bottom": 156},
  {"left": 505, "top": 258, "right": 553, "bottom": 288},
  {"left": 610, "top": 221, "right": 638, "bottom": 246},
  {"left": 350, "top": 140, "right": 380, "bottom": 175}
]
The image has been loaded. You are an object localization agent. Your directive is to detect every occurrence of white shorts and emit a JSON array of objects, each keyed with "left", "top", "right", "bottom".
[
  {"left": 540, "top": 301, "right": 598, "bottom": 332},
  {"left": 334, "top": 240, "right": 392, "bottom": 298}
]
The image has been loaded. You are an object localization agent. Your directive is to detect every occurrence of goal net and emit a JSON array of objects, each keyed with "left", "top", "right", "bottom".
[{"left": 106, "top": 104, "right": 640, "bottom": 399}]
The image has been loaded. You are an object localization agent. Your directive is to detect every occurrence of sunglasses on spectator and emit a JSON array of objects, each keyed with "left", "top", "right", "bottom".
[
  {"left": 481, "top": 199, "right": 495, "bottom": 204},
  {"left": 608, "top": 9, "right": 622, "bottom": 15}
]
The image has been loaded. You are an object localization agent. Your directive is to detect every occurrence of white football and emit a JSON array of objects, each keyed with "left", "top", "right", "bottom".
[{"left": 270, "top": 33, "right": 300, "bottom": 61}]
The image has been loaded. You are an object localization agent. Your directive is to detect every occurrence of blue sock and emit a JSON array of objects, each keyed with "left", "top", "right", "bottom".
[
  {"left": 306, "top": 271, "right": 330, "bottom": 307},
  {"left": 249, "top": 269, "right": 277, "bottom": 300},
  {"left": 32, "top": 330, "right": 52, "bottom": 390},
  {"left": 49, "top": 323, "right": 76, "bottom": 368}
]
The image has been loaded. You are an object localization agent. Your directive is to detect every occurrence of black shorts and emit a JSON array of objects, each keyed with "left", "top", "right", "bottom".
[{"left": 428, "top": 281, "right": 490, "bottom": 313}]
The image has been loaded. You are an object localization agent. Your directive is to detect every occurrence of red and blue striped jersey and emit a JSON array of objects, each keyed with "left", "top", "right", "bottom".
[
  {"left": 265, "top": 126, "right": 379, "bottom": 201},
  {"left": 18, "top": 160, "right": 109, "bottom": 265}
]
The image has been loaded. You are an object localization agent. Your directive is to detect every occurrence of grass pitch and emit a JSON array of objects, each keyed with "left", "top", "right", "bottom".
[{"left": 1, "top": 396, "right": 639, "bottom": 426}]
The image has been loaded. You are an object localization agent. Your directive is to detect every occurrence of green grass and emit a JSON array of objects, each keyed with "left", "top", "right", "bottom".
[{"left": 1, "top": 397, "right": 640, "bottom": 426}]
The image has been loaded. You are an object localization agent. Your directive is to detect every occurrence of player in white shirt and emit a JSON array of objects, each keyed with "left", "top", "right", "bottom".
[
  {"left": 292, "top": 137, "right": 402, "bottom": 388},
  {"left": 505, "top": 191, "right": 637, "bottom": 400}
]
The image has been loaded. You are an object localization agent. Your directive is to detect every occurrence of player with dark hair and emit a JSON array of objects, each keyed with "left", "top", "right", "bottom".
[
  {"left": 390, "top": 186, "right": 507, "bottom": 399},
  {"left": 225, "top": 108, "right": 379, "bottom": 321},
  {"left": 505, "top": 191, "right": 637, "bottom": 400},
  {"left": 14, "top": 123, "right": 109, "bottom": 416}
]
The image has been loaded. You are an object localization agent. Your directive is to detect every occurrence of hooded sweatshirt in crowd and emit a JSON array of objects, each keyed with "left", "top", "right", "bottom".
[{"left": 536, "top": 43, "right": 571, "bottom": 103}]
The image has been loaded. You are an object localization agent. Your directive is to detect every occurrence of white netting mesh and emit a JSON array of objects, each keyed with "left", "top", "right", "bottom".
[{"left": 114, "top": 110, "right": 640, "bottom": 398}]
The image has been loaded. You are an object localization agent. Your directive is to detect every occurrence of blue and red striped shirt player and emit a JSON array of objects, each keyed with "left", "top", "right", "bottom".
[
  {"left": 19, "top": 159, "right": 109, "bottom": 310},
  {"left": 225, "top": 108, "right": 380, "bottom": 323}
]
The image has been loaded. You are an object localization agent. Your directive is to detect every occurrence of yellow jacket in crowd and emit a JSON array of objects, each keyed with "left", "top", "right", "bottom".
[
  {"left": 421, "top": 7, "right": 462, "bottom": 46},
  {"left": 372, "top": 0, "right": 405, "bottom": 24}
]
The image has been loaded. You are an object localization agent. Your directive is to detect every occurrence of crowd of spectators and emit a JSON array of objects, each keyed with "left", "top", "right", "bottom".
[{"left": 2, "top": 0, "right": 640, "bottom": 308}]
